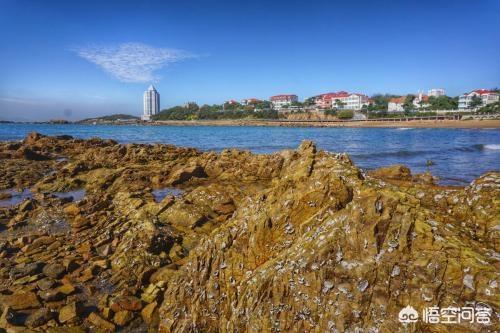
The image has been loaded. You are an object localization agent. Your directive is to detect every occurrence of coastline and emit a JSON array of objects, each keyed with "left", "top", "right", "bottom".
[
  {"left": 149, "top": 118, "right": 500, "bottom": 129},
  {"left": 0, "top": 133, "right": 498, "bottom": 331}
]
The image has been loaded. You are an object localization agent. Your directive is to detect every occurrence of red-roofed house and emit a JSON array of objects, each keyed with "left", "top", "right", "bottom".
[
  {"left": 388, "top": 96, "right": 406, "bottom": 112},
  {"left": 270, "top": 94, "right": 298, "bottom": 109},
  {"left": 459, "top": 89, "right": 499, "bottom": 109},
  {"left": 315, "top": 91, "right": 369, "bottom": 110}
]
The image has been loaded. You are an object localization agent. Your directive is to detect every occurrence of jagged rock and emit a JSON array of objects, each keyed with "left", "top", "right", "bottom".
[
  {"left": 0, "top": 134, "right": 498, "bottom": 333},
  {"left": 168, "top": 164, "right": 207, "bottom": 185}
]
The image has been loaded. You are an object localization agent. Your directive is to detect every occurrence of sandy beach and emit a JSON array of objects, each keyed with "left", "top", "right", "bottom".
[{"left": 151, "top": 118, "right": 500, "bottom": 128}]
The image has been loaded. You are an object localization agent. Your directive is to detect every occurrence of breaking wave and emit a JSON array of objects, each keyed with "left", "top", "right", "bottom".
[{"left": 483, "top": 144, "right": 500, "bottom": 150}]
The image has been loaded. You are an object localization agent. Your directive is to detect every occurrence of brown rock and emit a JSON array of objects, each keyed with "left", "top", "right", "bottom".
[
  {"left": 42, "top": 262, "right": 66, "bottom": 279},
  {"left": 88, "top": 312, "right": 115, "bottom": 332},
  {"left": 113, "top": 310, "right": 134, "bottom": 326},
  {"left": 63, "top": 203, "right": 80, "bottom": 217},
  {"left": 38, "top": 289, "right": 65, "bottom": 302},
  {"left": 110, "top": 296, "right": 142, "bottom": 312},
  {"left": 141, "top": 301, "right": 157, "bottom": 325},
  {"left": 2, "top": 291, "right": 40, "bottom": 310},
  {"left": 37, "top": 277, "right": 56, "bottom": 291},
  {"left": 169, "top": 164, "right": 207, "bottom": 185},
  {"left": 58, "top": 301, "right": 80, "bottom": 324},
  {"left": 58, "top": 283, "right": 76, "bottom": 295},
  {"left": 369, "top": 164, "right": 412, "bottom": 181}
]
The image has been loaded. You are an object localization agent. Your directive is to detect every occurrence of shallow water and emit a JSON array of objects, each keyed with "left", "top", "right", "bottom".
[
  {"left": 0, "top": 189, "right": 32, "bottom": 207},
  {"left": 1, "top": 123, "right": 499, "bottom": 185},
  {"left": 152, "top": 187, "right": 184, "bottom": 202},
  {"left": 53, "top": 189, "right": 86, "bottom": 202}
]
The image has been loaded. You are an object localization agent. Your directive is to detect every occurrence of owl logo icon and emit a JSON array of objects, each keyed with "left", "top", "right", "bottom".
[{"left": 399, "top": 305, "right": 419, "bottom": 323}]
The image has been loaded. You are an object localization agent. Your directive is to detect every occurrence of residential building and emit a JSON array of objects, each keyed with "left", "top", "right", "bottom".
[
  {"left": 336, "top": 93, "right": 370, "bottom": 110},
  {"left": 270, "top": 94, "right": 298, "bottom": 109},
  {"left": 412, "top": 92, "right": 430, "bottom": 109},
  {"left": 458, "top": 89, "right": 499, "bottom": 109},
  {"left": 241, "top": 98, "right": 262, "bottom": 105},
  {"left": 314, "top": 91, "right": 369, "bottom": 110},
  {"left": 428, "top": 88, "right": 445, "bottom": 97},
  {"left": 388, "top": 96, "right": 405, "bottom": 112},
  {"left": 142, "top": 85, "right": 160, "bottom": 121},
  {"left": 314, "top": 92, "right": 349, "bottom": 109}
]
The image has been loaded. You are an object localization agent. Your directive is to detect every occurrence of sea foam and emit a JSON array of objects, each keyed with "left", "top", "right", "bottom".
[{"left": 483, "top": 144, "right": 500, "bottom": 150}]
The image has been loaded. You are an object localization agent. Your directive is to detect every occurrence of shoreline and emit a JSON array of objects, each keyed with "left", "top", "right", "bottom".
[{"left": 149, "top": 118, "right": 500, "bottom": 129}]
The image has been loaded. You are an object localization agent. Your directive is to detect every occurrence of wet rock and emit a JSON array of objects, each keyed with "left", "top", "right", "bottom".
[{"left": 25, "top": 308, "right": 54, "bottom": 328}]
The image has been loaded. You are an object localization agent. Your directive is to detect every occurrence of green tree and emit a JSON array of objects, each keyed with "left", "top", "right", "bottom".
[
  {"left": 334, "top": 99, "right": 346, "bottom": 110},
  {"left": 303, "top": 97, "right": 316, "bottom": 106},
  {"left": 428, "top": 96, "right": 458, "bottom": 110},
  {"left": 337, "top": 110, "right": 354, "bottom": 119},
  {"left": 403, "top": 95, "right": 416, "bottom": 113},
  {"left": 469, "top": 95, "right": 483, "bottom": 109}
]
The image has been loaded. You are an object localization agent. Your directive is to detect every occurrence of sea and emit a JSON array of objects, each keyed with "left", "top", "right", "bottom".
[{"left": 1, "top": 123, "right": 499, "bottom": 185}]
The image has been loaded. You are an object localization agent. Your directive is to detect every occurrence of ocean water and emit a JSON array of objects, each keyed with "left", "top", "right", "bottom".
[{"left": 0, "top": 123, "right": 499, "bottom": 185}]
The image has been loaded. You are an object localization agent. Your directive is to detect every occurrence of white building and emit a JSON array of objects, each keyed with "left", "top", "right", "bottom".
[
  {"left": 412, "top": 92, "right": 430, "bottom": 109},
  {"left": 428, "top": 88, "right": 445, "bottom": 97},
  {"left": 328, "top": 92, "right": 369, "bottom": 110},
  {"left": 270, "top": 94, "right": 298, "bottom": 109},
  {"left": 458, "top": 89, "right": 499, "bottom": 109},
  {"left": 142, "top": 85, "right": 160, "bottom": 121},
  {"left": 388, "top": 96, "right": 405, "bottom": 112}
]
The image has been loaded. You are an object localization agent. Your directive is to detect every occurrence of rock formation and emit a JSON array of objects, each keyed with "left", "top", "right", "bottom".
[{"left": 0, "top": 133, "right": 497, "bottom": 332}]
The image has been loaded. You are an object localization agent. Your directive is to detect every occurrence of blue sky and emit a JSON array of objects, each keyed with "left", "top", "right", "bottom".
[{"left": 0, "top": 0, "right": 499, "bottom": 121}]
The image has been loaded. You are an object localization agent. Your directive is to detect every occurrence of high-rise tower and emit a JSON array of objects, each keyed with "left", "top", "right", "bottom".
[{"left": 142, "top": 85, "right": 160, "bottom": 121}]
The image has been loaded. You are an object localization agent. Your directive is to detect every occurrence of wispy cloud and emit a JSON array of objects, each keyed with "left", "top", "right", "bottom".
[{"left": 72, "top": 42, "right": 196, "bottom": 83}]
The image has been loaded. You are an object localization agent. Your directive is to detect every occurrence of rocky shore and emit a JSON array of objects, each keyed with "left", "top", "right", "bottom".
[{"left": 0, "top": 133, "right": 498, "bottom": 332}]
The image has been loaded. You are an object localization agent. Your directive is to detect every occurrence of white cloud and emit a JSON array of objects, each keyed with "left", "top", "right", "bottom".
[{"left": 73, "top": 42, "right": 195, "bottom": 83}]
